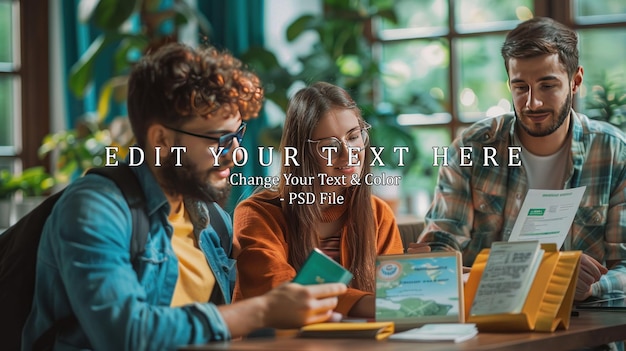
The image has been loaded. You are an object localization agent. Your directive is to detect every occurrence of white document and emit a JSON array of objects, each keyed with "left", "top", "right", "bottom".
[
  {"left": 389, "top": 323, "right": 477, "bottom": 343},
  {"left": 508, "top": 187, "right": 586, "bottom": 248}
]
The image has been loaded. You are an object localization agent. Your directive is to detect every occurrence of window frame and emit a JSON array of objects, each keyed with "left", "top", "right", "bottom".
[
  {"left": 0, "top": 0, "right": 50, "bottom": 171},
  {"left": 374, "top": 0, "right": 626, "bottom": 141},
  {"left": 20, "top": 0, "right": 50, "bottom": 169}
]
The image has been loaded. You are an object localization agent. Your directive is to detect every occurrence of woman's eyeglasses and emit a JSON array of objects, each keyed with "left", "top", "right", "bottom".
[
  {"left": 307, "top": 123, "right": 371, "bottom": 161},
  {"left": 164, "top": 122, "right": 247, "bottom": 156}
]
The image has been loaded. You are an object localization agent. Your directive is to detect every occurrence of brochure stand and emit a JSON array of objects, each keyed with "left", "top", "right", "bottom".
[{"left": 464, "top": 244, "right": 581, "bottom": 332}]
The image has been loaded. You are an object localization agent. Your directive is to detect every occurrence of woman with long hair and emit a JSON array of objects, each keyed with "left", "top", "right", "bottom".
[{"left": 233, "top": 82, "right": 404, "bottom": 317}]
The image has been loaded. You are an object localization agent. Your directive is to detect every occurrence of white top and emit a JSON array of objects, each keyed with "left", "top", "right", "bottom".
[{"left": 514, "top": 133, "right": 569, "bottom": 190}]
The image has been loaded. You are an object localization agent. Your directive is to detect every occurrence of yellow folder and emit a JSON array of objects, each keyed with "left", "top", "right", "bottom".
[
  {"left": 464, "top": 244, "right": 581, "bottom": 332},
  {"left": 298, "top": 321, "right": 395, "bottom": 340}
]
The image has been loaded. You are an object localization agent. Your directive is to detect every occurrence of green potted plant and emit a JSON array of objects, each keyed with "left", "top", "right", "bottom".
[
  {"left": 42, "top": 0, "right": 209, "bottom": 184},
  {"left": 12, "top": 167, "right": 56, "bottom": 222},
  {"left": 69, "top": 0, "right": 211, "bottom": 100},
  {"left": 241, "top": 0, "right": 442, "bottom": 212},
  {"left": 0, "top": 170, "right": 21, "bottom": 199},
  {"left": 39, "top": 0, "right": 210, "bottom": 184},
  {"left": 241, "top": 0, "right": 436, "bottom": 170},
  {"left": 0, "top": 167, "right": 56, "bottom": 226},
  {"left": 38, "top": 119, "right": 115, "bottom": 184}
]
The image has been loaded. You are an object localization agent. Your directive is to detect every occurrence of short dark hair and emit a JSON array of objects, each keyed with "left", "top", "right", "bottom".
[
  {"left": 501, "top": 17, "right": 579, "bottom": 78},
  {"left": 127, "top": 43, "right": 263, "bottom": 147}
]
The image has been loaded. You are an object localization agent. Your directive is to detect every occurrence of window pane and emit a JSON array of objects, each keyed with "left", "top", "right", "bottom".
[
  {"left": 380, "top": 39, "right": 448, "bottom": 117},
  {"left": 455, "top": 0, "right": 534, "bottom": 32},
  {"left": 379, "top": 0, "right": 448, "bottom": 30},
  {"left": 0, "top": 1, "right": 13, "bottom": 63},
  {"left": 575, "top": 0, "right": 626, "bottom": 17},
  {"left": 578, "top": 28, "right": 626, "bottom": 128},
  {"left": 0, "top": 76, "right": 15, "bottom": 147},
  {"left": 457, "top": 34, "right": 511, "bottom": 122},
  {"left": 0, "top": 158, "right": 17, "bottom": 172}
]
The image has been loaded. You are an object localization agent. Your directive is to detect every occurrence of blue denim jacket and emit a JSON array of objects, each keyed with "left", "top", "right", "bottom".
[{"left": 21, "top": 163, "right": 236, "bottom": 350}]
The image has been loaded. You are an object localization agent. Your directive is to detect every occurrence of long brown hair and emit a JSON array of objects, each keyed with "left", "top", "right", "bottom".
[{"left": 279, "top": 82, "right": 376, "bottom": 292}]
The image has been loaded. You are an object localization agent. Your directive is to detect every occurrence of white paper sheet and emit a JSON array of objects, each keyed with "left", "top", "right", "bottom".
[{"left": 507, "top": 187, "right": 586, "bottom": 248}]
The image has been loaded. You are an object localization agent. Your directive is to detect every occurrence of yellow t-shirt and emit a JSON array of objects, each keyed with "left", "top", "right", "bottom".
[{"left": 169, "top": 202, "right": 215, "bottom": 307}]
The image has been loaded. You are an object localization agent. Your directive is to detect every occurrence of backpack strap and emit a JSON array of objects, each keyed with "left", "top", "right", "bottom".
[
  {"left": 33, "top": 165, "right": 149, "bottom": 350},
  {"left": 86, "top": 165, "right": 150, "bottom": 264},
  {"left": 206, "top": 202, "right": 230, "bottom": 255}
]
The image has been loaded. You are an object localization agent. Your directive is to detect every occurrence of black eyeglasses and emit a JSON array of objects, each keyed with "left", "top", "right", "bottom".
[{"left": 165, "top": 122, "right": 247, "bottom": 156}]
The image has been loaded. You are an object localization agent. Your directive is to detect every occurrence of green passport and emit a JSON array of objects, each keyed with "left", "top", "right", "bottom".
[{"left": 293, "top": 248, "right": 353, "bottom": 285}]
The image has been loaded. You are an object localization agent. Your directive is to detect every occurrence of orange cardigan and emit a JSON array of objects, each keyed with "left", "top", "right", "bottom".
[{"left": 233, "top": 190, "right": 404, "bottom": 315}]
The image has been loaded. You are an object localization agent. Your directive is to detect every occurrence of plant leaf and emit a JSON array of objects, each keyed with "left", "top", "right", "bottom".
[
  {"left": 113, "top": 35, "right": 149, "bottom": 73},
  {"left": 241, "top": 47, "right": 281, "bottom": 71},
  {"left": 68, "top": 34, "right": 107, "bottom": 98},
  {"left": 77, "top": 0, "right": 102, "bottom": 23},
  {"left": 69, "top": 33, "right": 127, "bottom": 98},
  {"left": 91, "top": 0, "right": 138, "bottom": 30},
  {"left": 97, "top": 79, "right": 114, "bottom": 122},
  {"left": 286, "top": 14, "right": 316, "bottom": 42}
]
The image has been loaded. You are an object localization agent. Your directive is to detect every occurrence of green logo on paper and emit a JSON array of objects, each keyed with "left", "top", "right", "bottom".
[{"left": 527, "top": 208, "right": 545, "bottom": 216}]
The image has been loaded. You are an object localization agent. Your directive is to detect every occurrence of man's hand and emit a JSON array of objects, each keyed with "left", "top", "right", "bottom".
[
  {"left": 263, "top": 283, "right": 347, "bottom": 329},
  {"left": 406, "top": 242, "right": 432, "bottom": 254},
  {"left": 575, "top": 253, "right": 608, "bottom": 301}
]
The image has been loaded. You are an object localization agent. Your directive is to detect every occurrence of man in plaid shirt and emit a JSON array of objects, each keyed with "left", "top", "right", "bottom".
[{"left": 417, "top": 17, "right": 625, "bottom": 303}]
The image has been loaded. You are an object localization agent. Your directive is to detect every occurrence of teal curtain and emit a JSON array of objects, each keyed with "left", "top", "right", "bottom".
[
  {"left": 61, "top": 0, "right": 125, "bottom": 128},
  {"left": 198, "top": 0, "right": 267, "bottom": 214},
  {"left": 61, "top": 0, "right": 95, "bottom": 128}
]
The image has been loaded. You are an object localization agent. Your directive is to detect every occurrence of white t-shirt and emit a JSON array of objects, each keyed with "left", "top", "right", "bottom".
[{"left": 514, "top": 133, "right": 570, "bottom": 190}]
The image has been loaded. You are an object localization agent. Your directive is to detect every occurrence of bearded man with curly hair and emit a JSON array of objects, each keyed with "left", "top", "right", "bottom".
[{"left": 21, "top": 43, "right": 346, "bottom": 351}]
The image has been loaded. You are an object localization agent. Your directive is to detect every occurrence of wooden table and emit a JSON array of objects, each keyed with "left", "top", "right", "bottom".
[{"left": 180, "top": 311, "right": 626, "bottom": 351}]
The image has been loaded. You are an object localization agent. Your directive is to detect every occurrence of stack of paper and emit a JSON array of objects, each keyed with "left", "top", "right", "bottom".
[{"left": 389, "top": 323, "right": 477, "bottom": 343}]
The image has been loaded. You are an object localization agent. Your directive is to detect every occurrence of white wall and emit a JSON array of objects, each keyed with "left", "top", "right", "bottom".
[{"left": 264, "top": 0, "right": 321, "bottom": 74}]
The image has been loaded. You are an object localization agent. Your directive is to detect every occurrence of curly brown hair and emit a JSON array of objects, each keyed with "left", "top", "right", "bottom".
[{"left": 127, "top": 42, "right": 264, "bottom": 147}]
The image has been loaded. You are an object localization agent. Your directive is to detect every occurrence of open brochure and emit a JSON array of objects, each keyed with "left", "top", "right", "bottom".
[
  {"left": 470, "top": 241, "right": 543, "bottom": 316},
  {"left": 389, "top": 323, "right": 477, "bottom": 343}
]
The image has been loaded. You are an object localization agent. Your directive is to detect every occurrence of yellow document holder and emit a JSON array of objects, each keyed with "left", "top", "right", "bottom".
[{"left": 464, "top": 244, "right": 581, "bottom": 332}]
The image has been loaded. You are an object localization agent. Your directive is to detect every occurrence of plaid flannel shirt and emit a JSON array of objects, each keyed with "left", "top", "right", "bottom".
[{"left": 420, "top": 111, "right": 626, "bottom": 298}]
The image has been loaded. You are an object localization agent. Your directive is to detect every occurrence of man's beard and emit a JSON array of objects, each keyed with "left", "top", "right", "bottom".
[
  {"left": 159, "top": 152, "right": 231, "bottom": 207},
  {"left": 515, "top": 92, "right": 572, "bottom": 137}
]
